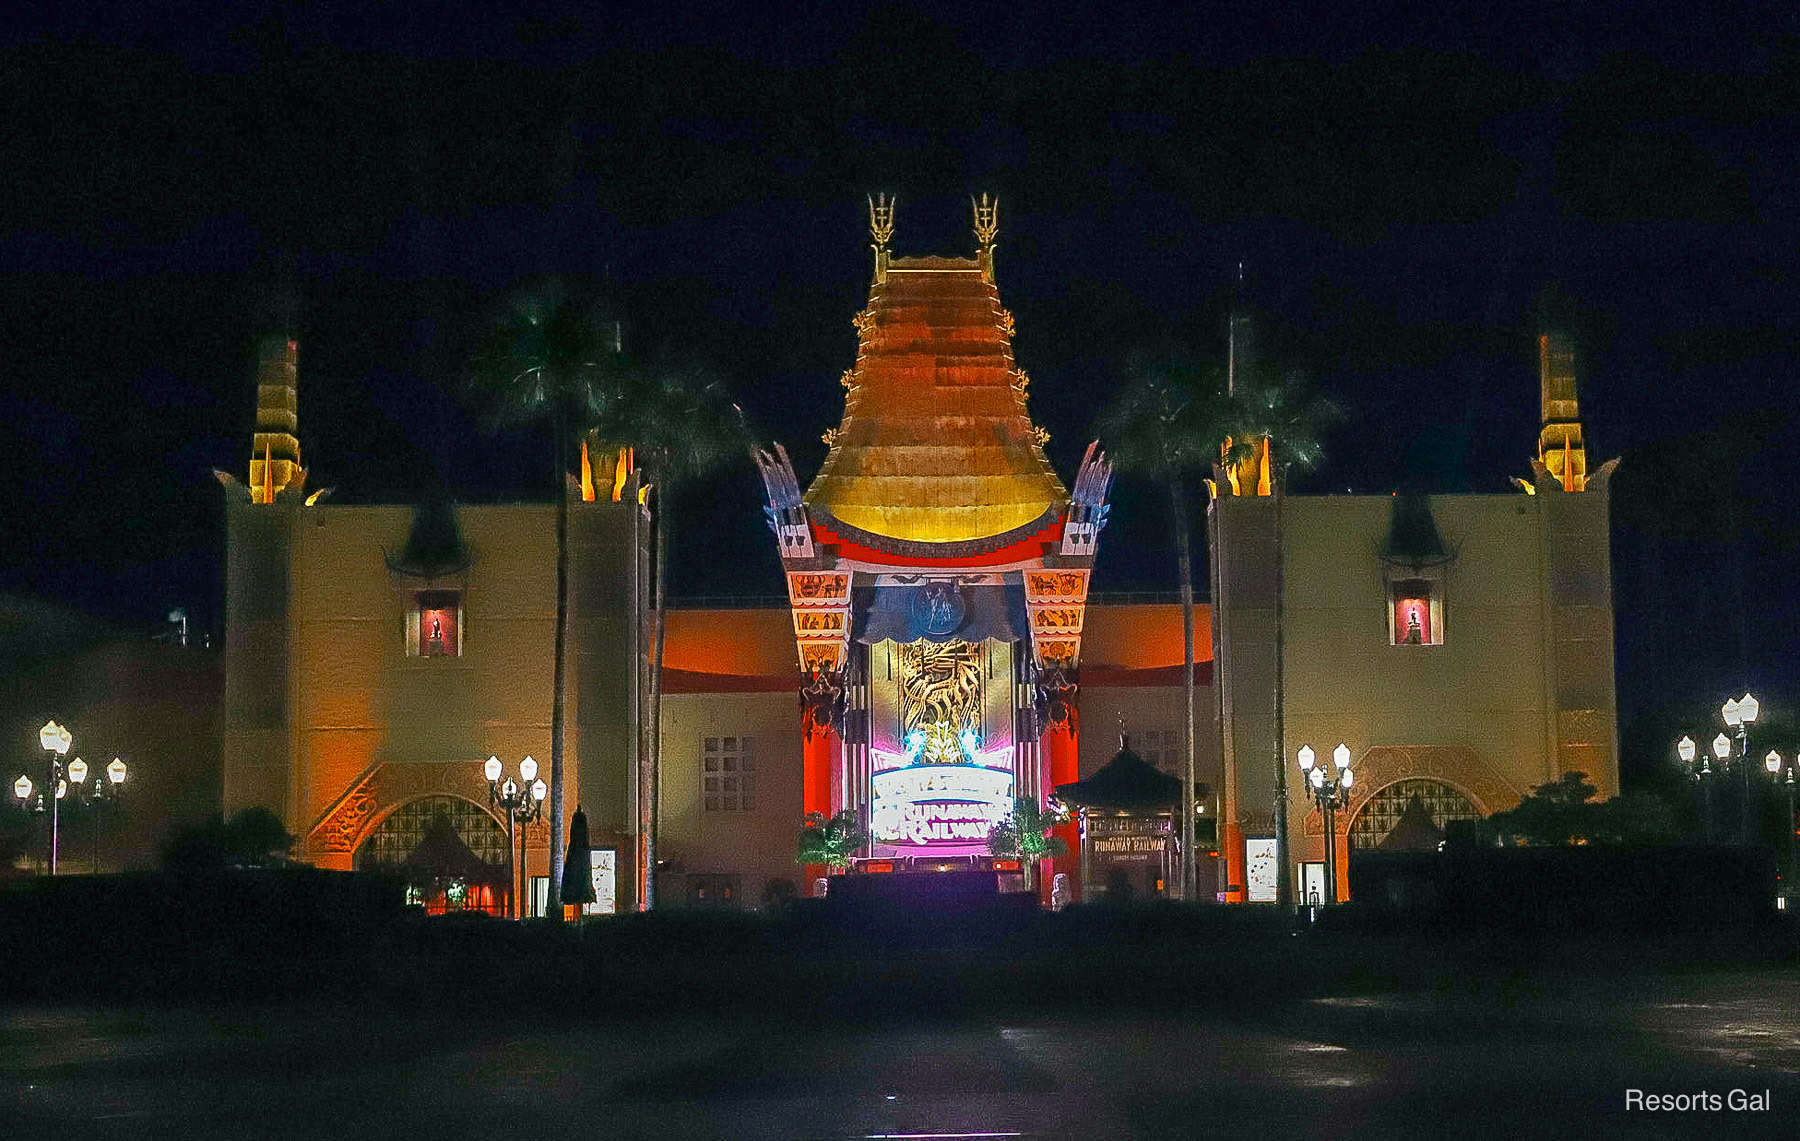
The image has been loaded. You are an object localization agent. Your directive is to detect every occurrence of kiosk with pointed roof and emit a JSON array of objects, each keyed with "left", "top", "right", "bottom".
[{"left": 756, "top": 197, "right": 1113, "bottom": 899}]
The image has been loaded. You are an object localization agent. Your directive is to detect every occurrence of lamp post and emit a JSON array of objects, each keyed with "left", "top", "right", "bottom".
[
  {"left": 1297, "top": 743, "right": 1355, "bottom": 905},
  {"left": 35, "top": 721, "right": 73, "bottom": 875},
  {"left": 1723, "top": 693, "right": 1760, "bottom": 845},
  {"left": 486, "top": 755, "right": 547, "bottom": 919},
  {"left": 1679, "top": 735, "right": 1713, "bottom": 842},
  {"left": 1712, "top": 731, "right": 1733, "bottom": 845},
  {"left": 64, "top": 756, "right": 128, "bottom": 873},
  {"left": 1766, "top": 750, "right": 1797, "bottom": 901}
]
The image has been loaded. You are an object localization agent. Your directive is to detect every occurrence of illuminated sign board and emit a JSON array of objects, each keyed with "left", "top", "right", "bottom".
[
  {"left": 1245, "top": 837, "right": 1278, "bottom": 903},
  {"left": 583, "top": 848, "right": 617, "bottom": 916},
  {"left": 871, "top": 761, "right": 1014, "bottom": 846}
]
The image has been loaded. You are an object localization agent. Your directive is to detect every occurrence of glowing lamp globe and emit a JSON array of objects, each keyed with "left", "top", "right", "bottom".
[
  {"left": 1342, "top": 767, "right": 1354, "bottom": 790},
  {"left": 519, "top": 756, "right": 538, "bottom": 783},
  {"left": 484, "top": 756, "right": 502, "bottom": 783},
  {"left": 1767, "top": 750, "right": 1782, "bottom": 774},
  {"left": 1712, "top": 733, "right": 1732, "bottom": 760},
  {"left": 1309, "top": 766, "right": 1325, "bottom": 790},
  {"left": 39, "top": 721, "right": 71, "bottom": 756},
  {"left": 531, "top": 779, "right": 547, "bottom": 801},
  {"left": 502, "top": 778, "right": 518, "bottom": 799},
  {"left": 67, "top": 757, "right": 88, "bottom": 784},
  {"left": 1723, "top": 698, "right": 1741, "bottom": 727},
  {"left": 13, "top": 774, "right": 30, "bottom": 801},
  {"left": 1677, "top": 736, "right": 1696, "bottom": 764},
  {"left": 1738, "top": 693, "right": 1760, "bottom": 724},
  {"left": 107, "top": 758, "right": 127, "bottom": 785},
  {"left": 1297, "top": 745, "right": 1316, "bottom": 773},
  {"left": 55, "top": 780, "right": 67, "bottom": 800},
  {"left": 1333, "top": 744, "right": 1352, "bottom": 771}
]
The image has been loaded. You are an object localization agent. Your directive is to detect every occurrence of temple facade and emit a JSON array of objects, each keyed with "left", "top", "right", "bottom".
[
  {"left": 214, "top": 221, "right": 1618, "bottom": 913},
  {"left": 751, "top": 196, "right": 1112, "bottom": 896}
]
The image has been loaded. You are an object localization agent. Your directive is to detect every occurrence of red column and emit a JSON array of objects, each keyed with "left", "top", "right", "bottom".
[
  {"left": 1333, "top": 825, "right": 1351, "bottom": 903},
  {"left": 1221, "top": 821, "right": 1245, "bottom": 903},
  {"left": 802, "top": 722, "right": 836, "bottom": 893},
  {"left": 1042, "top": 708, "right": 1081, "bottom": 902}
]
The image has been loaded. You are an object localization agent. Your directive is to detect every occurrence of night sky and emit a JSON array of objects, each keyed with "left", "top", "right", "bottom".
[{"left": 3, "top": 2, "right": 1797, "bottom": 788}]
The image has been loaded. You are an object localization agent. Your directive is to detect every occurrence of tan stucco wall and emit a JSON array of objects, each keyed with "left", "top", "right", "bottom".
[
  {"left": 287, "top": 505, "right": 563, "bottom": 833},
  {"left": 657, "top": 690, "right": 805, "bottom": 903},
  {"left": 1280, "top": 495, "right": 1552, "bottom": 796},
  {"left": 1271, "top": 492, "right": 1619, "bottom": 866},
  {"left": 222, "top": 494, "right": 647, "bottom": 895}
]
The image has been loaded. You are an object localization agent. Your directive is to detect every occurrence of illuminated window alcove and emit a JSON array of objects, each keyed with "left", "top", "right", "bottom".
[
  {"left": 406, "top": 590, "right": 463, "bottom": 657},
  {"left": 1348, "top": 778, "right": 1481, "bottom": 851},
  {"left": 355, "top": 796, "right": 507, "bottom": 914}
]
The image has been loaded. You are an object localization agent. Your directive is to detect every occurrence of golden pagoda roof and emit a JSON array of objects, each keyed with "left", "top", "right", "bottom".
[{"left": 805, "top": 256, "right": 1067, "bottom": 546}]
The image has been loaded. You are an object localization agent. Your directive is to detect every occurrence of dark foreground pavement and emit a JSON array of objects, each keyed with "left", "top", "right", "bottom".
[{"left": 4, "top": 968, "right": 1798, "bottom": 1140}]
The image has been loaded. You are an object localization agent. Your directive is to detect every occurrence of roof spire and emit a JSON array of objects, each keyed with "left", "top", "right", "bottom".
[
  {"left": 868, "top": 193, "right": 895, "bottom": 284},
  {"left": 249, "top": 335, "right": 304, "bottom": 503},
  {"left": 973, "top": 193, "right": 999, "bottom": 282},
  {"left": 1536, "top": 332, "right": 1586, "bottom": 491}
]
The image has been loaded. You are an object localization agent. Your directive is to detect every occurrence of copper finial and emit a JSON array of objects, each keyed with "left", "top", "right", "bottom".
[
  {"left": 868, "top": 193, "right": 896, "bottom": 247},
  {"left": 972, "top": 193, "right": 998, "bottom": 246}
]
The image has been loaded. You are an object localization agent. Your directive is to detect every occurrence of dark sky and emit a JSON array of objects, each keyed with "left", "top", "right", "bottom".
[{"left": 3, "top": 1, "right": 1798, "bottom": 786}]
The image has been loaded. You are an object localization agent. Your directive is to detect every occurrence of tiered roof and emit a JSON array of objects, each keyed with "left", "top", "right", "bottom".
[{"left": 804, "top": 255, "right": 1067, "bottom": 547}]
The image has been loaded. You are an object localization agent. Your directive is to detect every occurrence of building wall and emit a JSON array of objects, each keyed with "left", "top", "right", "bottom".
[
  {"left": 1213, "top": 489, "right": 1621, "bottom": 894},
  {"left": 221, "top": 494, "right": 647, "bottom": 902},
  {"left": 657, "top": 690, "right": 804, "bottom": 905},
  {"left": 1280, "top": 495, "right": 1556, "bottom": 796}
]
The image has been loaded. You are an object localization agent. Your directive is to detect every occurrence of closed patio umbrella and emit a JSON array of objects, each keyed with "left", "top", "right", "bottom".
[{"left": 561, "top": 804, "right": 596, "bottom": 907}]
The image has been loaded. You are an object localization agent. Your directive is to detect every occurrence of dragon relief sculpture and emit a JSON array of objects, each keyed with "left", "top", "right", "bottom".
[
  {"left": 800, "top": 667, "right": 848, "bottom": 740},
  {"left": 899, "top": 640, "right": 984, "bottom": 761}
]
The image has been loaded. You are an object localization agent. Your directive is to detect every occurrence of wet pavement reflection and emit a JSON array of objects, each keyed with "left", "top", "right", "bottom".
[{"left": 3, "top": 969, "right": 1797, "bottom": 1139}]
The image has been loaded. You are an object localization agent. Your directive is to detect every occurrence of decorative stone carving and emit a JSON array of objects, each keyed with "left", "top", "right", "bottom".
[
  {"left": 307, "top": 760, "right": 506, "bottom": 859},
  {"left": 899, "top": 640, "right": 982, "bottom": 737},
  {"left": 1031, "top": 664, "right": 1080, "bottom": 734},
  {"left": 1303, "top": 744, "right": 1522, "bottom": 836},
  {"left": 800, "top": 667, "right": 848, "bottom": 740}
]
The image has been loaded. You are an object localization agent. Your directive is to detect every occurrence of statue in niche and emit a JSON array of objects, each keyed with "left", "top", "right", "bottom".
[{"left": 1404, "top": 609, "right": 1423, "bottom": 645}]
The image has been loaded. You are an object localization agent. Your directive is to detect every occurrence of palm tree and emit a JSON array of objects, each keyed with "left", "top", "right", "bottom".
[
  {"left": 796, "top": 810, "right": 868, "bottom": 874},
  {"left": 1230, "top": 369, "right": 1339, "bottom": 909},
  {"left": 986, "top": 797, "right": 1069, "bottom": 891},
  {"left": 1098, "top": 355, "right": 1251, "bottom": 901},
  {"left": 469, "top": 283, "right": 624, "bottom": 917},
  {"left": 586, "top": 356, "right": 748, "bottom": 908}
]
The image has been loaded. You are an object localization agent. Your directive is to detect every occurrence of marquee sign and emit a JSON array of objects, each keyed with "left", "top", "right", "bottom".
[{"left": 870, "top": 760, "right": 1015, "bottom": 847}]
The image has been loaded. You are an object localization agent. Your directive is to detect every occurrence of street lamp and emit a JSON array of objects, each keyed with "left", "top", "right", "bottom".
[
  {"left": 1765, "top": 751, "right": 1798, "bottom": 904},
  {"left": 1297, "top": 742, "right": 1356, "bottom": 905},
  {"left": 33, "top": 721, "right": 72, "bottom": 875},
  {"left": 63, "top": 755, "right": 127, "bottom": 872},
  {"left": 1678, "top": 735, "right": 1714, "bottom": 841},
  {"left": 1722, "top": 692, "right": 1760, "bottom": 844},
  {"left": 486, "top": 755, "right": 547, "bottom": 919}
]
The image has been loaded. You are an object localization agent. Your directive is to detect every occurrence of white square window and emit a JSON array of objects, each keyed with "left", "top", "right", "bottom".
[{"left": 702, "top": 735, "right": 755, "bottom": 812}]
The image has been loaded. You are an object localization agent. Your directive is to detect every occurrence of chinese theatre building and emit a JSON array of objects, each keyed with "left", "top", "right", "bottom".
[
  {"left": 752, "top": 197, "right": 1112, "bottom": 895},
  {"left": 216, "top": 221, "right": 1619, "bottom": 913}
]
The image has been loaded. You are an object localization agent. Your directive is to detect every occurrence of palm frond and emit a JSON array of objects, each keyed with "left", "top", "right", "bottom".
[
  {"left": 1231, "top": 366, "right": 1343, "bottom": 474},
  {"left": 1095, "top": 353, "right": 1236, "bottom": 480}
]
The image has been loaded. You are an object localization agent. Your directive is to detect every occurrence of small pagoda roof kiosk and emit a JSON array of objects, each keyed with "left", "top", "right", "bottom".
[{"left": 1055, "top": 736, "right": 1184, "bottom": 901}]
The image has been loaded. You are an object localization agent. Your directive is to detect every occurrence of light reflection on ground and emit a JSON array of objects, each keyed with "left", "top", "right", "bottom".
[{"left": 2, "top": 969, "right": 1798, "bottom": 1139}]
